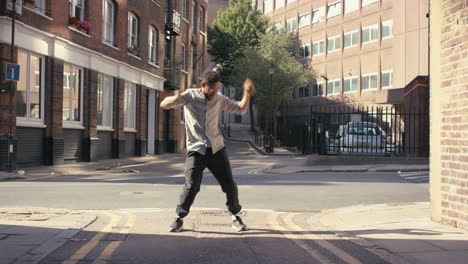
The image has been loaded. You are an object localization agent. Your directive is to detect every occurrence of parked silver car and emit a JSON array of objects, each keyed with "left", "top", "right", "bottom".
[{"left": 336, "top": 122, "right": 387, "bottom": 153}]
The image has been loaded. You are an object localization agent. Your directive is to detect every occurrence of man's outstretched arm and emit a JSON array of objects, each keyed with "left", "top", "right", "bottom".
[
  {"left": 160, "top": 92, "right": 181, "bottom": 109},
  {"left": 238, "top": 78, "right": 256, "bottom": 112}
]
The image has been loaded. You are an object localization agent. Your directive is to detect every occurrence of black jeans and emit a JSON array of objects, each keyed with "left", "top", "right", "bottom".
[{"left": 176, "top": 147, "right": 241, "bottom": 218}]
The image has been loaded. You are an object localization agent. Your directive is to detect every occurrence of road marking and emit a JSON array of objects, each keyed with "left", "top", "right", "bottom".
[
  {"left": 269, "top": 212, "right": 333, "bottom": 263},
  {"left": 19, "top": 160, "right": 170, "bottom": 181},
  {"left": 93, "top": 212, "right": 136, "bottom": 264},
  {"left": 248, "top": 163, "right": 273, "bottom": 175},
  {"left": 282, "top": 213, "right": 363, "bottom": 264},
  {"left": 398, "top": 172, "right": 429, "bottom": 183},
  {"left": 62, "top": 212, "right": 122, "bottom": 264}
]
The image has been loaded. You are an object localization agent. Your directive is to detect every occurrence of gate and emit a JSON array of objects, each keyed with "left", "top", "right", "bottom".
[{"left": 303, "top": 105, "right": 429, "bottom": 157}]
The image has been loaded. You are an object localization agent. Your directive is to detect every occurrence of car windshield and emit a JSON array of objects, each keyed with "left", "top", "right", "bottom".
[{"left": 347, "top": 123, "right": 381, "bottom": 136}]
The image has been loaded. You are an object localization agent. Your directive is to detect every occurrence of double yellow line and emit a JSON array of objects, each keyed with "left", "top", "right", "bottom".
[
  {"left": 63, "top": 211, "right": 136, "bottom": 264},
  {"left": 270, "top": 212, "right": 362, "bottom": 264}
]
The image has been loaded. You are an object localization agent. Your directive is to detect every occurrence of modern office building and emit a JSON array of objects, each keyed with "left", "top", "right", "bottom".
[{"left": 256, "top": 0, "right": 428, "bottom": 115}]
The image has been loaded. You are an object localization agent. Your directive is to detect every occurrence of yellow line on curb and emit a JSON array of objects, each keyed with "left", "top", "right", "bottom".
[
  {"left": 62, "top": 212, "right": 122, "bottom": 264},
  {"left": 269, "top": 212, "right": 333, "bottom": 263},
  {"left": 92, "top": 212, "right": 137, "bottom": 264},
  {"left": 282, "top": 213, "right": 363, "bottom": 264}
]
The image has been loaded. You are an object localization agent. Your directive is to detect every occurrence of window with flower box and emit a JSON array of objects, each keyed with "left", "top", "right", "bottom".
[{"left": 68, "top": 0, "right": 91, "bottom": 34}]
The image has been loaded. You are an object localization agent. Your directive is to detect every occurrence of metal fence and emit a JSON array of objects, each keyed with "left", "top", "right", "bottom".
[{"left": 278, "top": 105, "right": 429, "bottom": 157}]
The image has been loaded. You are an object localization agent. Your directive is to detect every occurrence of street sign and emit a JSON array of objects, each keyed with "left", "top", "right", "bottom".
[
  {"left": 5, "top": 63, "right": 20, "bottom": 81},
  {"left": 6, "top": 0, "right": 23, "bottom": 15}
]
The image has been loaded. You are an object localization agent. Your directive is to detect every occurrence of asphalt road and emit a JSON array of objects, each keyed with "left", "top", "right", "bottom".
[{"left": 0, "top": 141, "right": 429, "bottom": 263}]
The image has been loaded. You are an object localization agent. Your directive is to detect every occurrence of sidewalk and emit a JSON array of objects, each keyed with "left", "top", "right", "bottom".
[
  {"left": 0, "top": 207, "right": 96, "bottom": 264},
  {"left": 310, "top": 202, "right": 468, "bottom": 264}
]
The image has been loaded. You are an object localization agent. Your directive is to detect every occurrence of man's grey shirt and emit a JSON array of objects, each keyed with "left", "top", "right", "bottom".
[{"left": 169, "top": 88, "right": 246, "bottom": 155}]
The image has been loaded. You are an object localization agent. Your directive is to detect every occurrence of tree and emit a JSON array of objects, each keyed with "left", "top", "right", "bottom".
[
  {"left": 208, "top": 0, "right": 268, "bottom": 131},
  {"left": 231, "top": 30, "right": 315, "bottom": 142}
]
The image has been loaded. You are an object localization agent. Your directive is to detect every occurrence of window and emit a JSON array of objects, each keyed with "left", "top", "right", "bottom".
[
  {"left": 312, "top": 40, "right": 325, "bottom": 56},
  {"left": 97, "top": 74, "right": 113, "bottom": 128},
  {"left": 344, "top": 30, "right": 359, "bottom": 48},
  {"left": 362, "top": 24, "right": 378, "bottom": 44},
  {"left": 274, "top": 22, "right": 284, "bottom": 34},
  {"left": 124, "top": 82, "right": 137, "bottom": 130},
  {"left": 63, "top": 64, "right": 82, "bottom": 123},
  {"left": 16, "top": 50, "right": 44, "bottom": 122},
  {"left": 344, "top": 76, "right": 358, "bottom": 92},
  {"left": 382, "top": 71, "right": 393, "bottom": 88},
  {"left": 275, "top": 0, "right": 284, "bottom": 9},
  {"left": 198, "top": 55, "right": 204, "bottom": 77},
  {"left": 192, "top": 51, "right": 197, "bottom": 83},
  {"left": 327, "top": 1, "right": 341, "bottom": 19},
  {"left": 362, "top": 73, "right": 378, "bottom": 90},
  {"left": 312, "top": 7, "right": 325, "bottom": 24},
  {"left": 286, "top": 0, "right": 296, "bottom": 3},
  {"left": 313, "top": 82, "right": 324, "bottom": 96},
  {"left": 327, "top": 79, "right": 341, "bottom": 95},
  {"left": 327, "top": 35, "right": 341, "bottom": 52},
  {"left": 182, "top": 44, "right": 186, "bottom": 71},
  {"left": 382, "top": 20, "right": 393, "bottom": 39},
  {"left": 265, "top": 0, "right": 273, "bottom": 13},
  {"left": 299, "top": 44, "right": 310, "bottom": 58},
  {"left": 298, "top": 86, "right": 310, "bottom": 97},
  {"left": 298, "top": 13, "right": 311, "bottom": 28},
  {"left": 69, "top": 0, "right": 84, "bottom": 21},
  {"left": 191, "top": 2, "right": 197, "bottom": 32},
  {"left": 35, "top": 0, "right": 46, "bottom": 14},
  {"left": 148, "top": 26, "right": 158, "bottom": 64},
  {"left": 344, "top": 0, "right": 358, "bottom": 13},
  {"left": 287, "top": 17, "right": 297, "bottom": 32},
  {"left": 128, "top": 12, "right": 139, "bottom": 50},
  {"left": 103, "top": 0, "right": 115, "bottom": 45},
  {"left": 362, "top": 0, "right": 378, "bottom": 7},
  {"left": 199, "top": 7, "right": 205, "bottom": 32},
  {"left": 183, "top": 0, "right": 189, "bottom": 19}
]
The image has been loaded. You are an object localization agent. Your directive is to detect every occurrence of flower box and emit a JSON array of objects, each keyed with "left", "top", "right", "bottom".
[{"left": 69, "top": 17, "right": 91, "bottom": 34}]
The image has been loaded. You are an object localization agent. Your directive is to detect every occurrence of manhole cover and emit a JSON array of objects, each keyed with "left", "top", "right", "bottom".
[{"left": 199, "top": 210, "right": 246, "bottom": 216}]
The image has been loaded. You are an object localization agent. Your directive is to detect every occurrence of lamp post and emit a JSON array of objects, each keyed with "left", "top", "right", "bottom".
[{"left": 266, "top": 63, "right": 275, "bottom": 153}]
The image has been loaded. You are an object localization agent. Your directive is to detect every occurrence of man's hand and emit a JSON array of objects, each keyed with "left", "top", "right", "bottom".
[{"left": 243, "top": 78, "right": 256, "bottom": 96}]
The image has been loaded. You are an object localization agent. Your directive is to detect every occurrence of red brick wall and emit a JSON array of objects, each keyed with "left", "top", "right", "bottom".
[
  {"left": 439, "top": 0, "right": 468, "bottom": 229},
  {"left": 11, "top": 0, "right": 165, "bottom": 78}
]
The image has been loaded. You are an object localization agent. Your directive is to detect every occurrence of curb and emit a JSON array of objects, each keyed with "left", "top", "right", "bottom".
[
  {"left": 12, "top": 212, "right": 97, "bottom": 264},
  {"left": 278, "top": 167, "right": 430, "bottom": 173}
]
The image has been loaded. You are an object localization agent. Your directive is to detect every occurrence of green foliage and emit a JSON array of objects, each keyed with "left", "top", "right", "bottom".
[
  {"left": 231, "top": 31, "right": 315, "bottom": 117},
  {"left": 208, "top": 0, "right": 268, "bottom": 85}
]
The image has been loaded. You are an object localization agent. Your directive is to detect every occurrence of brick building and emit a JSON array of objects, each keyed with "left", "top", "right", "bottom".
[
  {"left": 0, "top": 0, "right": 208, "bottom": 171},
  {"left": 430, "top": 0, "right": 467, "bottom": 230}
]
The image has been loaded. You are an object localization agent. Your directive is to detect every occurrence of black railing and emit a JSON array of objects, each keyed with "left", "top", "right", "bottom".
[
  {"left": 278, "top": 105, "right": 429, "bottom": 157},
  {"left": 165, "top": 9, "right": 181, "bottom": 36},
  {"left": 164, "top": 67, "right": 180, "bottom": 90}
]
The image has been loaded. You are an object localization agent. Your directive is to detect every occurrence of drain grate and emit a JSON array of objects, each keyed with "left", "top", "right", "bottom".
[
  {"left": 199, "top": 210, "right": 246, "bottom": 216},
  {"left": 102, "top": 233, "right": 129, "bottom": 241}
]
